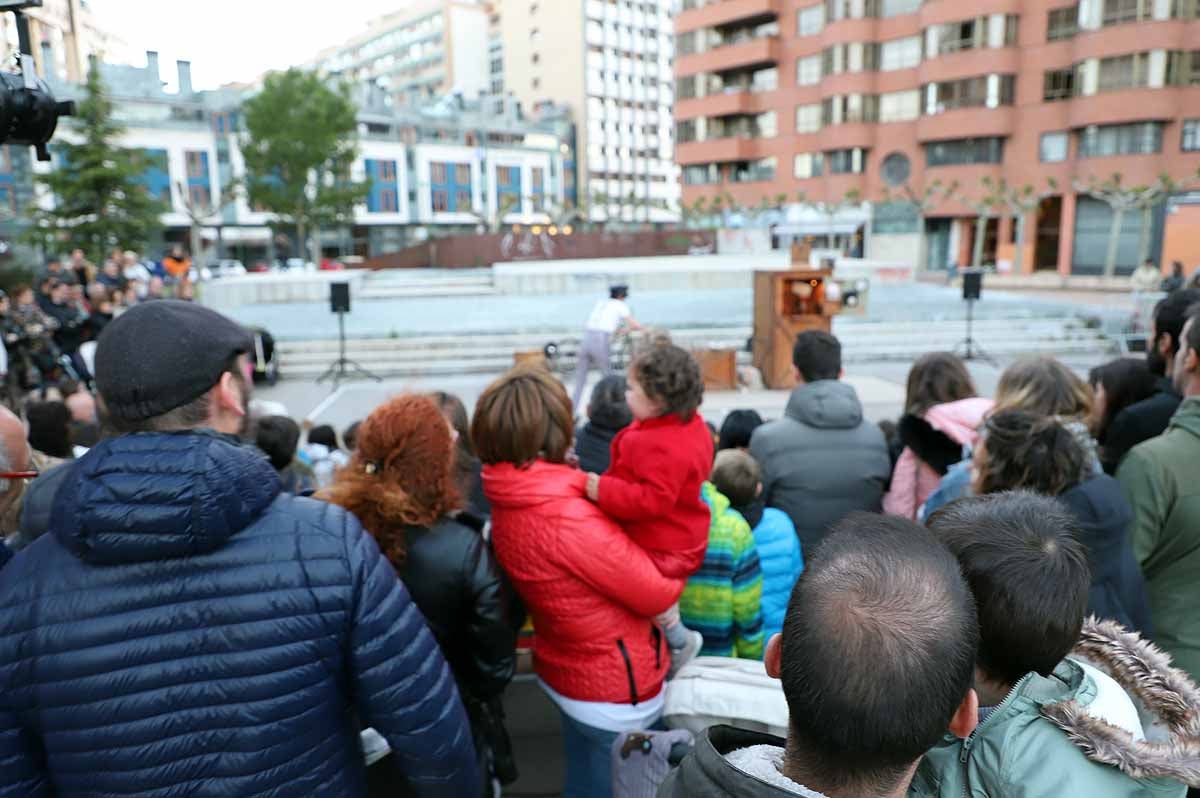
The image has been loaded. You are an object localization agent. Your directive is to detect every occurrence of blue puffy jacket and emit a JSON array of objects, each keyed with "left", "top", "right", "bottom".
[
  {"left": 743, "top": 506, "right": 802, "bottom": 642},
  {"left": 0, "top": 430, "right": 479, "bottom": 797},
  {"left": 0, "top": 541, "right": 9, "bottom": 570}
]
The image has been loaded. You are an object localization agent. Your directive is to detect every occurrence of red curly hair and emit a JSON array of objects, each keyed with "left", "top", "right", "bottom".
[{"left": 318, "top": 394, "right": 461, "bottom": 567}]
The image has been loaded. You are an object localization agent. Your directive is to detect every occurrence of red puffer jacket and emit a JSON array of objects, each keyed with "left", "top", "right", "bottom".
[{"left": 484, "top": 460, "right": 684, "bottom": 704}]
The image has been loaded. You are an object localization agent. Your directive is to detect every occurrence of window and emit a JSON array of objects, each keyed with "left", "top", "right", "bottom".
[
  {"left": 188, "top": 184, "right": 211, "bottom": 207},
  {"left": 1047, "top": 6, "right": 1078, "bottom": 40},
  {"left": 0, "top": 185, "right": 13, "bottom": 212},
  {"left": 879, "top": 89, "right": 921, "bottom": 122},
  {"left": 796, "top": 55, "right": 822, "bottom": 85},
  {"left": 1183, "top": 119, "right": 1200, "bottom": 152},
  {"left": 731, "top": 157, "right": 776, "bottom": 183},
  {"left": 379, "top": 160, "right": 397, "bottom": 181},
  {"left": 822, "top": 94, "right": 879, "bottom": 125},
  {"left": 797, "top": 4, "right": 825, "bottom": 35},
  {"left": 879, "top": 0, "right": 921, "bottom": 16},
  {"left": 826, "top": 0, "right": 877, "bottom": 22},
  {"left": 431, "top": 163, "right": 448, "bottom": 183},
  {"left": 455, "top": 189, "right": 472, "bottom": 210},
  {"left": 826, "top": 147, "right": 866, "bottom": 174},
  {"left": 1040, "top": 131, "right": 1070, "bottom": 162},
  {"left": 1043, "top": 68, "right": 1076, "bottom": 101},
  {"left": 432, "top": 188, "right": 449, "bottom": 211},
  {"left": 454, "top": 164, "right": 471, "bottom": 184},
  {"left": 796, "top": 103, "right": 822, "bottom": 133},
  {"left": 1102, "top": 0, "right": 1152, "bottom": 24},
  {"left": 751, "top": 67, "right": 778, "bottom": 92},
  {"left": 678, "top": 75, "right": 698, "bottom": 100},
  {"left": 925, "top": 137, "right": 1005, "bottom": 166},
  {"left": 1097, "top": 53, "right": 1150, "bottom": 92},
  {"left": 926, "top": 75, "right": 1012, "bottom": 112},
  {"left": 757, "top": 111, "right": 778, "bottom": 137},
  {"left": 1177, "top": 0, "right": 1200, "bottom": 18},
  {"left": 1078, "top": 122, "right": 1163, "bottom": 158},
  {"left": 880, "top": 36, "right": 921, "bottom": 71},
  {"left": 677, "top": 119, "right": 699, "bottom": 143},
  {"left": 683, "top": 164, "right": 719, "bottom": 184},
  {"left": 185, "top": 150, "right": 207, "bottom": 179},
  {"left": 793, "top": 152, "right": 824, "bottom": 178},
  {"left": 938, "top": 19, "right": 981, "bottom": 54},
  {"left": 379, "top": 188, "right": 398, "bottom": 212},
  {"left": 1168, "top": 50, "right": 1200, "bottom": 86},
  {"left": 823, "top": 42, "right": 878, "bottom": 75}
]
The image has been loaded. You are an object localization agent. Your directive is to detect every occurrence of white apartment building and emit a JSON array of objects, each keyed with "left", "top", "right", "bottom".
[{"left": 499, "top": 0, "right": 680, "bottom": 223}]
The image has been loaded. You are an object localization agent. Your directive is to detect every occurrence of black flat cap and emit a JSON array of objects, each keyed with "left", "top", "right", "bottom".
[{"left": 95, "top": 300, "right": 253, "bottom": 422}]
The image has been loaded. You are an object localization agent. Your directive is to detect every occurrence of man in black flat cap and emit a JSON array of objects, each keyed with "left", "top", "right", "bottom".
[
  {"left": 0, "top": 300, "right": 479, "bottom": 797},
  {"left": 573, "top": 283, "right": 643, "bottom": 409}
]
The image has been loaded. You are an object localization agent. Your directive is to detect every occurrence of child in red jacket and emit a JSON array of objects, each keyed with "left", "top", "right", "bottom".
[{"left": 584, "top": 343, "right": 714, "bottom": 675}]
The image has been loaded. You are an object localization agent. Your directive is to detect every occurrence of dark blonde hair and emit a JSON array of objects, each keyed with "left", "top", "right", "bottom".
[
  {"left": 994, "top": 357, "right": 1091, "bottom": 420},
  {"left": 976, "top": 410, "right": 1084, "bottom": 497},
  {"left": 711, "top": 449, "right": 761, "bottom": 508},
  {"left": 319, "top": 394, "right": 461, "bottom": 567},
  {"left": 472, "top": 364, "right": 574, "bottom": 467}
]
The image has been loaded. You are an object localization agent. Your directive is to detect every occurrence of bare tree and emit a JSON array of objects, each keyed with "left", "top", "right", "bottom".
[
  {"left": 471, "top": 192, "right": 521, "bottom": 234},
  {"left": 176, "top": 180, "right": 236, "bottom": 271},
  {"left": 879, "top": 179, "right": 959, "bottom": 270},
  {"left": 962, "top": 179, "right": 1009, "bottom": 268},
  {"left": 1073, "top": 171, "right": 1200, "bottom": 278},
  {"left": 981, "top": 177, "right": 1059, "bottom": 275}
]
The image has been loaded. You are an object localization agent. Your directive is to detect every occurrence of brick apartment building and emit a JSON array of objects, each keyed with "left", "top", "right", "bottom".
[{"left": 674, "top": 0, "right": 1200, "bottom": 275}]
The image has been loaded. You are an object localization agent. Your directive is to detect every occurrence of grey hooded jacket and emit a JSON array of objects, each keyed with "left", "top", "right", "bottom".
[{"left": 749, "top": 380, "right": 890, "bottom": 551}]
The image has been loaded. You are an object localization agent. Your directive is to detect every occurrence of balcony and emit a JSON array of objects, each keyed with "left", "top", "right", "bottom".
[
  {"left": 676, "top": 91, "right": 770, "bottom": 120},
  {"left": 678, "top": 36, "right": 782, "bottom": 77},
  {"left": 676, "top": 0, "right": 781, "bottom": 34},
  {"left": 676, "top": 137, "right": 764, "bottom": 165},
  {"left": 916, "top": 106, "right": 1016, "bottom": 142},
  {"left": 1066, "top": 88, "right": 1182, "bottom": 129}
]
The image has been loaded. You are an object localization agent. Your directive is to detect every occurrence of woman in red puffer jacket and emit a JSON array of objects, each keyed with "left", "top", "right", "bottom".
[{"left": 473, "top": 365, "right": 685, "bottom": 798}]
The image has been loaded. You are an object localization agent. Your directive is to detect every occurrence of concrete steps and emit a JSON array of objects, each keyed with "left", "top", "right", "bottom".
[
  {"left": 355, "top": 268, "right": 495, "bottom": 300},
  {"left": 275, "top": 317, "right": 1116, "bottom": 380}
]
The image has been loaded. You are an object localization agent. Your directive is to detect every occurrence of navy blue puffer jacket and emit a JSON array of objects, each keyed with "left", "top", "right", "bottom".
[{"left": 0, "top": 431, "right": 478, "bottom": 797}]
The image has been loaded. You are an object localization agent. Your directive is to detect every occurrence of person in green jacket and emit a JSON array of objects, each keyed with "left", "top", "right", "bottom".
[
  {"left": 1119, "top": 306, "right": 1200, "bottom": 682},
  {"left": 913, "top": 493, "right": 1200, "bottom": 798},
  {"left": 679, "top": 482, "right": 764, "bottom": 660}
]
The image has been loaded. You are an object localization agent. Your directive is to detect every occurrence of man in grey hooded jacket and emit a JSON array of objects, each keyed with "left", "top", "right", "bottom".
[{"left": 749, "top": 331, "right": 891, "bottom": 550}]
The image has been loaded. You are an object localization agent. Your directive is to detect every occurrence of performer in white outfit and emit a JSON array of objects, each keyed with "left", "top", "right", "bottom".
[{"left": 573, "top": 284, "right": 642, "bottom": 408}]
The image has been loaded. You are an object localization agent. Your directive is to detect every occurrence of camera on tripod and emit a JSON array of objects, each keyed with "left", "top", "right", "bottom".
[{"left": 0, "top": 0, "right": 75, "bottom": 161}]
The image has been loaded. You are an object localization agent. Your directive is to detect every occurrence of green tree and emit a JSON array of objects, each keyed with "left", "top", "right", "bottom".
[
  {"left": 241, "top": 69, "right": 367, "bottom": 264},
  {"left": 26, "top": 68, "right": 165, "bottom": 263}
]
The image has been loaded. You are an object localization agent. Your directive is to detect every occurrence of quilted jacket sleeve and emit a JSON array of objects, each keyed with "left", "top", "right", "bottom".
[
  {"left": 0, "top": 709, "right": 49, "bottom": 798},
  {"left": 730, "top": 519, "right": 765, "bottom": 661},
  {"left": 882, "top": 447, "right": 920, "bottom": 520},
  {"left": 461, "top": 533, "right": 517, "bottom": 702},
  {"left": 345, "top": 516, "right": 481, "bottom": 797}
]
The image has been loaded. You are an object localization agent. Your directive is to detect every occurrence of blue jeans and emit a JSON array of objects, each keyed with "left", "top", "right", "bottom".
[{"left": 561, "top": 712, "right": 619, "bottom": 798}]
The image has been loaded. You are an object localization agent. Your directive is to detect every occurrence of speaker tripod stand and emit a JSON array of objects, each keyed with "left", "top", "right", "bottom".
[
  {"left": 317, "top": 310, "right": 382, "bottom": 389},
  {"left": 955, "top": 297, "right": 996, "bottom": 365}
]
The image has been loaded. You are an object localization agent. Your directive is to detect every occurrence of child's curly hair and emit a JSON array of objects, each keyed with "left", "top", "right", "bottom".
[{"left": 631, "top": 343, "right": 704, "bottom": 421}]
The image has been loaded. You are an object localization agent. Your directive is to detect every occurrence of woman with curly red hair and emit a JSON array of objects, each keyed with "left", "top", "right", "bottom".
[{"left": 318, "top": 394, "right": 516, "bottom": 794}]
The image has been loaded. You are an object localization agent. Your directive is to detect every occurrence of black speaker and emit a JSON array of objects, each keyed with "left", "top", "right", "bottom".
[
  {"left": 330, "top": 282, "right": 351, "bottom": 314},
  {"left": 962, "top": 270, "right": 983, "bottom": 302}
]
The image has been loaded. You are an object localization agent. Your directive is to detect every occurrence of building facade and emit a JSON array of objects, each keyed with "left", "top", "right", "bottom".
[
  {"left": 0, "top": 0, "right": 131, "bottom": 84},
  {"left": 499, "top": 0, "right": 681, "bottom": 223},
  {"left": 674, "top": 0, "right": 1200, "bottom": 274},
  {"left": 310, "top": 0, "right": 492, "bottom": 106},
  {"left": 21, "top": 52, "right": 569, "bottom": 263}
]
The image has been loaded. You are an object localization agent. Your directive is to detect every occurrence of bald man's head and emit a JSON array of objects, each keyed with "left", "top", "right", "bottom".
[{"left": 0, "top": 406, "right": 30, "bottom": 475}]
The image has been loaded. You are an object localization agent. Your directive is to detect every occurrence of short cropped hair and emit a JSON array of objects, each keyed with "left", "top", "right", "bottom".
[
  {"left": 588, "top": 375, "right": 633, "bottom": 431},
  {"left": 255, "top": 416, "right": 301, "bottom": 471},
  {"left": 711, "top": 449, "right": 760, "bottom": 508},
  {"left": 631, "top": 343, "right": 704, "bottom": 421},
  {"left": 928, "top": 492, "right": 1091, "bottom": 686},
  {"left": 308, "top": 424, "right": 338, "bottom": 451},
  {"left": 472, "top": 364, "right": 574, "bottom": 467},
  {"left": 1154, "top": 289, "right": 1200, "bottom": 355},
  {"left": 781, "top": 513, "right": 978, "bottom": 794},
  {"left": 717, "top": 409, "right": 763, "bottom": 451},
  {"left": 1186, "top": 303, "right": 1200, "bottom": 358},
  {"left": 792, "top": 331, "right": 841, "bottom": 382}
]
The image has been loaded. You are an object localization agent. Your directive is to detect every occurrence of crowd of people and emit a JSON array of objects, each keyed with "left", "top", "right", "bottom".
[
  {"left": 0, "top": 245, "right": 193, "bottom": 401},
  {"left": 0, "top": 275, "right": 1198, "bottom": 797}
]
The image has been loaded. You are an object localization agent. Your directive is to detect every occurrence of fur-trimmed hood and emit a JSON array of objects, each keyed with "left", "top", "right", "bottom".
[{"left": 1043, "top": 617, "right": 1200, "bottom": 786}]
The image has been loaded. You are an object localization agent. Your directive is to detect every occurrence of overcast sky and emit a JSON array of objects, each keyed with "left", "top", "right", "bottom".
[{"left": 89, "top": 0, "right": 408, "bottom": 89}]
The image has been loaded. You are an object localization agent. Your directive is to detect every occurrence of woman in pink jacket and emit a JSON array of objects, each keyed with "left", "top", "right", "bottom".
[{"left": 884, "top": 353, "right": 993, "bottom": 520}]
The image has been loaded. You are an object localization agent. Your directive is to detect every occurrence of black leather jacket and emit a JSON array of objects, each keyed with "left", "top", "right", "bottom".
[{"left": 397, "top": 517, "right": 517, "bottom": 703}]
